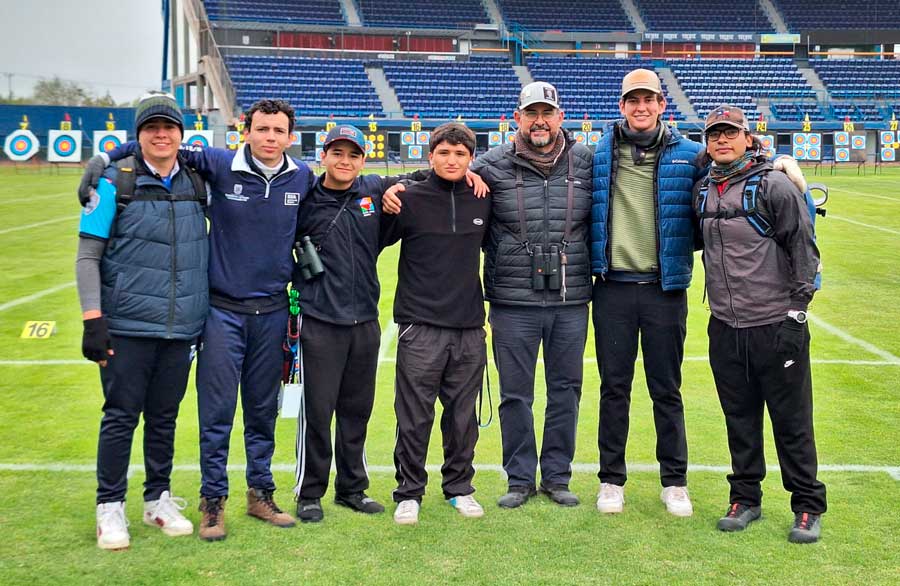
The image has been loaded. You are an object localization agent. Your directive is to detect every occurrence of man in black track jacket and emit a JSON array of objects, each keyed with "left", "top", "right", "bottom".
[{"left": 380, "top": 123, "right": 492, "bottom": 526}]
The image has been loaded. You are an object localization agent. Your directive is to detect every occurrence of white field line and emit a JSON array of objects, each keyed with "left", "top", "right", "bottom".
[
  {"left": 828, "top": 186, "right": 900, "bottom": 204},
  {"left": 377, "top": 321, "right": 398, "bottom": 365},
  {"left": 0, "top": 281, "right": 76, "bottom": 313},
  {"left": 2, "top": 357, "right": 899, "bottom": 367},
  {"left": 807, "top": 314, "right": 900, "bottom": 364},
  {"left": 2, "top": 462, "right": 898, "bottom": 480},
  {"left": 0, "top": 191, "right": 72, "bottom": 205},
  {"left": 827, "top": 214, "right": 900, "bottom": 236},
  {"left": 0, "top": 215, "right": 77, "bottom": 235}
]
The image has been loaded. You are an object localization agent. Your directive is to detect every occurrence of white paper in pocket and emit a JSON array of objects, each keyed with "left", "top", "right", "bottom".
[{"left": 280, "top": 383, "right": 303, "bottom": 419}]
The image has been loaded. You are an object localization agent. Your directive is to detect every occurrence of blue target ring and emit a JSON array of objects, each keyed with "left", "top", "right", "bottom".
[
  {"left": 99, "top": 135, "right": 122, "bottom": 152},
  {"left": 185, "top": 134, "right": 209, "bottom": 148},
  {"left": 53, "top": 135, "right": 76, "bottom": 157},
  {"left": 10, "top": 135, "right": 34, "bottom": 156}
]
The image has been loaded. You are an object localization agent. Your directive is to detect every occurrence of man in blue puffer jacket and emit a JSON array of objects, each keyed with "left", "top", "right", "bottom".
[{"left": 591, "top": 69, "right": 705, "bottom": 517}]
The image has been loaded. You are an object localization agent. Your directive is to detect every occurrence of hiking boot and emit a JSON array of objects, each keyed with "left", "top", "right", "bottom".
[
  {"left": 335, "top": 492, "right": 385, "bottom": 515},
  {"left": 96, "top": 501, "right": 130, "bottom": 550},
  {"left": 497, "top": 485, "right": 537, "bottom": 509},
  {"left": 448, "top": 494, "right": 485, "bottom": 518},
  {"left": 143, "top": 491, "right": 193, "bottom": 537},
  {"left": 393, "top": 499, "right": 420, "bottom": 525},
  {"left": 717, "top": 503, "right": 761, "bottom": 532},
  {"left": 296, "top": 498, "right": 324, "bottom": 523},
  {"left": 247, "top": 488, "right": 296, "bottom": 528},
  {"left": 789, "top": 512, "right": 822, "bottom": 544},
  {"left": 660, "top": 486, "right": 693, "bottom": 517},
  {"left": 540, "top": 483, "right": 580, "bottom": 507},
  {"left": 198, "top": 496, "right": 226, "bottom": 542},
  {"left": 596, "top": 483, "right": 625, "bottom": 514}
]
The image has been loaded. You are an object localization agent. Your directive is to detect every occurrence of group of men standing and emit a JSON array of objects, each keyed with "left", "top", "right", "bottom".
[{"left": 77, "top": 66, "right": 826, "bottom": 550}]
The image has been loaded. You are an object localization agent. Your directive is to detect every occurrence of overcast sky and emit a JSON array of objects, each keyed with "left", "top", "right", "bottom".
[{"left": 0, "top": 0, "right": 164, "bottom": 103}]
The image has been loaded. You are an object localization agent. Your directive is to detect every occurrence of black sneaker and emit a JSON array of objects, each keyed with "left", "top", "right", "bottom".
[
  {"left": 497, "top": 485, "right": 537, "bottom": 509},
  {"left": 539, "top": 483, "right": 580, "bottom": 507},
  {"left": 789, "top": 512, "right": 822, "bottom": 544},
  {"left": 296, "top": 498, "right": 324, "bottom": 523},
  {"left": 717, "top": 503, "right": 762, "bottom": 532},
  {"left": 334, "top": 492, "right": 385, "bottom": 514}
]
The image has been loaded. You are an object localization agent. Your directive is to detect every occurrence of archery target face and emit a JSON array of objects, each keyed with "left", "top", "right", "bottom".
[
  {"left": 47, "top": 130, "right": 82, "bottom": 162},
  {"left": 93, "top": 131, "right": 127, "bottom": 156},
  {"left": 4, "top": 130, "right": 39, "bottom": 161}
]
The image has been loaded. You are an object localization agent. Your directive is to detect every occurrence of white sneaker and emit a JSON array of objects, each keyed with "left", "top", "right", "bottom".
[
  {"left": 393, "top": 499, "right": 420, "bottom": 525},
  {"left": 96, "top": 501, "right": 130, "bottom": 550},
  {"left": 596, "top": 483, "right": 625, "bottom": 514},
  {"left": 661, "top": 486, "right": 693, "bottom": 517},
  {"left": 448, "top": 494, "right": 485, "bottom": 518},
  {"left": 143, "top": 490, "right": 194, "bottom": 536}
]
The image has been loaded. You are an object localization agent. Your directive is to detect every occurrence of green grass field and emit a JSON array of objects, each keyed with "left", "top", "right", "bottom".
[{"left": 0, "top": 163, "right": 898, "bottom": 586}]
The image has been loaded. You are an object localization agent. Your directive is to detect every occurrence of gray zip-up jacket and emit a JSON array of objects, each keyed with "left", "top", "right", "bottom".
[{"left": 695, "top": 160, "right": 820, "bottom": 328}]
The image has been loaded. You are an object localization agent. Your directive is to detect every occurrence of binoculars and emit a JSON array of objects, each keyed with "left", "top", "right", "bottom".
[
  {"left": 532, "top": 244, "right": 562, "bottom": 291},
  {"left": 295, "top": 236, "right": 324, "bottom": 281}
]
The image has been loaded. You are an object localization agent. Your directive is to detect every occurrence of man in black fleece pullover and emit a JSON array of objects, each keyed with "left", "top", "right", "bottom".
[{"left": 380, "top": 123, "right": 491, "bottom": 525}]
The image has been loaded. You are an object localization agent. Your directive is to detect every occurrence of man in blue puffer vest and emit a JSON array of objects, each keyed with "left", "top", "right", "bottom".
[
  {"left": 591, "top": 69, "right": 706, "bottom": 517},
  {"left": 77, "top": 93, "right": 208, "bottom": 550},
  {"left": 82, "top": 99, "right": 311, "bottom": 540}
]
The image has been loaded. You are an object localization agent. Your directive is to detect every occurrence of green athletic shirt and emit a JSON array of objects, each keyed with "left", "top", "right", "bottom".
[{"left": 609, "top": 136, "right": 660, "bottom": 274}]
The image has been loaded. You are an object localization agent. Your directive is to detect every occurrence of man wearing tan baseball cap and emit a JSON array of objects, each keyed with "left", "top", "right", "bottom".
[{"left": 591, "top": 67, "right": 704, "bottom": 519}]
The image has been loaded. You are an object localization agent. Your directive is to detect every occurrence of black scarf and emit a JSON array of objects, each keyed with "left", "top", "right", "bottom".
[{"left": 617, "top": 121, "right": 664, "bottom": 165}]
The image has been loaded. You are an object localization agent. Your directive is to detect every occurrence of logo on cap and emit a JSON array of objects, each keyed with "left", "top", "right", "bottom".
[
  {"left": 340, "top": 127, "right": 357, "bottom": 137},
  {"left": 543, "top": 87, "right": 557, "bottom": 102}
]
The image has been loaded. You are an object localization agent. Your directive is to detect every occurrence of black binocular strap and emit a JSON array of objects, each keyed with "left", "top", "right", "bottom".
[
  {"left": 514, "top": 165, "right": 531, "bottom": 255},
  {"left": 562, "top": 148, "right": 575, "bottom": 248},
  {"left": 314, "top": 193, "right": 354, "bottom": 252}
]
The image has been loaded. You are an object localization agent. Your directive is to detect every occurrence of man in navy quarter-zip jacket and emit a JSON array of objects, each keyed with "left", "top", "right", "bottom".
[{"left": 83, "top": 99, "right": 310, "bottom": 540}]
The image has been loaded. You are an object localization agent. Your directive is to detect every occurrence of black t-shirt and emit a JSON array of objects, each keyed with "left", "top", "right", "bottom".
[{"left": 380, "top": 171, "right": 492, "bottom": 329}]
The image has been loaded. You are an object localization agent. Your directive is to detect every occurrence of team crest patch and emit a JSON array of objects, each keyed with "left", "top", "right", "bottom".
[
  {"left": 284, "top": 192, "right": 300, "bottom": 206},
  {"left": 233, "top": 184, "right": 243, "bottom": 195},
  {"left": 358, "top": 196, "right": 375, "bottom": 216}
]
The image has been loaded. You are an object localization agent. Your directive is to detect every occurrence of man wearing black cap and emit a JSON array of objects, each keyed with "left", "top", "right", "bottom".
[
  {"left": 77, "top": 92, "right": 207, "bottom": 549},
  {"left": 291, "top": 125, "right": 391, "bottom": 523},
  {"left": 696, "top": 105, "right": 825, "bottom": 543}
]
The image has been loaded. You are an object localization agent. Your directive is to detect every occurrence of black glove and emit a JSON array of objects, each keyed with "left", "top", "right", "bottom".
[
  {"left": 774, "top": 317, "right": 805, "bottom": 357},
  {"left": 82, "top": 317, "right": 112, "bottom": 363},
  {"left": 78, "top": 154, "right": 109, "bottom": 206}
]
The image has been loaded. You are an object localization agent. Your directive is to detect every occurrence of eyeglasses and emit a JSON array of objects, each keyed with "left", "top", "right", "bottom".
[
  {"left": 521, "top": 109, "right": 559, "bottom": 121},
  {"left": 706, "top": 127, "right": 743, "bottom": 141}
]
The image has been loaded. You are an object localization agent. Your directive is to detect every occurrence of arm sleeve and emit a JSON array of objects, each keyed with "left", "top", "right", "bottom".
[
  {"left": 76, "top": 237, "right": 107, "bottom": 313},
  {"left": 691, "top": 180, "right": 704, "bottom": 250},
  {"left": 177, "top": 145, "right": 225, "bottom": 181},
  {"left": 765, "top": 175, "right": 820, "bottom": 309},
  {"left": 379, "top": 205, "right": 404, "bottom": 251}
]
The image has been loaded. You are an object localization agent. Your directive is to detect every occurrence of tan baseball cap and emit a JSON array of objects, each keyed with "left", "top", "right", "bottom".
[
  {"left": 620, "top": 69, "right": 662, "bottom": 98},
  {"left": 704, "top": 105, "right": 749, "bottom": 132}
]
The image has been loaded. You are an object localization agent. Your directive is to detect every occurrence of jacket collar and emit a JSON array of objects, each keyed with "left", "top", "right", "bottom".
[
  {"left": 313, "top": 173, "right": 361, "bottom": 198},
  {"left": 230, "top": 143, "right": 298, "bottom": 178}
]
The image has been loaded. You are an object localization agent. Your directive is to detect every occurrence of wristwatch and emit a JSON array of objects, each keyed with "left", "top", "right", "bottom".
[{"left": 787, "top": 310, "right": 808, "bottom": 324}]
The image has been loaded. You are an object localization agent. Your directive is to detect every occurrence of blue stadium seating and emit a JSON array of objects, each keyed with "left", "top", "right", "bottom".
[
  {"left": 203, "top": 0, "right": 345, "bottom": 25},
  {"left": 669, "top": 58, "right": 815, "bottom": 121},
  {"left": 769, "top": 102, "right": 826, "bottom": 122},
  {"left": 772, "top": 0, "right": 900, "bottom": 30},
  {"left": 526, "top": 57, "right": 685, "bottom": 121},
  {"left": 356, "top": 0, "right": 488, "bottom": 28},
  {"left": 224, "top": 55, "right": 383, "bottom": 117},
  {"left": 382, "top": 57, "right": 521, "bottom": 119},
  {"left": 832, "top": 103, "right": 884, "bottom": 122},
  {"left": 638, "top": 0, "right": 774, "bottom": 32},
  {"left": 496, "top": 0, "right": 633, "bottom": 32},
  {"left": 810, "top": 59, "right": 900, "bottom": 100}
]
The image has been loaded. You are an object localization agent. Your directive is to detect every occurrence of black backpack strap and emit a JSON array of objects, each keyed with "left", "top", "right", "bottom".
[
  {"left": 183, "top": 164, "right": 208, "bottom": 211},
  {"left": 113, "top": 156, "right": 138, "bottom": 213}
]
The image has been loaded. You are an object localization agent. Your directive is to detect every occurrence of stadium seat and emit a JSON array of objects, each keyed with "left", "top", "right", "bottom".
[
  {"left": 496, "top": 0, "right": 633, "bottom": 32},
  {"left": 203, "top": 0, "right": 345, "bottom": 25}
]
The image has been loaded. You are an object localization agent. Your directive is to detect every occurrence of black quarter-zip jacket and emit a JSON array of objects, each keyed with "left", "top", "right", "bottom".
[
  {"left": 292, "top": 173, "right": 396, "bottom": 325},
  {"left": 380, "top": 171, "right": 492, "bottom": 329}
]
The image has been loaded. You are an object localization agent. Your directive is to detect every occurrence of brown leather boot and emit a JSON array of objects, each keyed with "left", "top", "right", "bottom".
[
  {"left": 198, "top": 496, "right": 226, "bottom": 542},
  {"left": 247, "top": 488, "right": 296, "bottom": 528}
]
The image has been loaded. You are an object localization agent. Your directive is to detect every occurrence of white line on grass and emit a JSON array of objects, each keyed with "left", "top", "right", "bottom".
[
  {"left": 828, "top": 187, "right": 900, "bottom": 204},
  {"left": 827, "top": 214, "right": 900, "bottom": 236},
  {"left": 0, "top": 281, "right": 76, "bottom": 313},
  {"left": 3, "top": 357, "right": 899, "bottom": 367},
  {"left": 807, "top": 314, "right": 900, "bottom": 364},
  {"left": 377, "top": 321, "right": 398, "bottom": 365},
  {"left": 0, "top": 215, "right": 77, "bottom": 236},
  {"left": 0, "top": 191, "right": 72, "bottom": 205},
  {"left": 2, "top": 462, "right": 898, "bottom": 480}
]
